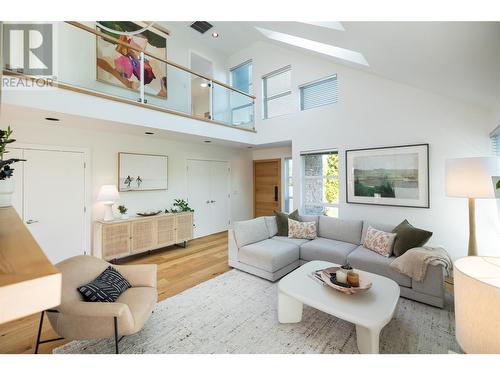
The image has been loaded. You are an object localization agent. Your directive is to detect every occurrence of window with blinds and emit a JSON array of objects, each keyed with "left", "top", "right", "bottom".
[
  {"left": 262, "top": 65, "right": 292, "bottom": 119},
  {"left": 300, "top": 75, "right": 338, "bottom": 111},
  {"left": 491, "top": 126, "right": 500, "bottom": 156}
]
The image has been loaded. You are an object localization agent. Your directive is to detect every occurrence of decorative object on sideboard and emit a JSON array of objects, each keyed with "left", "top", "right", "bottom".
[
  {"left": 0, "top": 126, "right": 26, "bottom": 207},
  {"left": 454, "top": 256, "right": 500, "bottom": 353},
  {"left": 117, "top": 204, "right": 129, "bottom": 220},
  {"left": 118, "top": 152, "right": 168, "bottom": 192},
  {"left": 137, "top": 210, "right": 162, "bottom": 217},
  {"left": 346, "top": 144, "right": 430, "bottom": 208},
  {"left": 445, "top": 157, "right": 500, "bottom": 256},
  {"left": 97, "top": 185, "right": 120, "bottom": 221},
  {"left": 172, "top": 198, "right": 194, "bottom": 212}
]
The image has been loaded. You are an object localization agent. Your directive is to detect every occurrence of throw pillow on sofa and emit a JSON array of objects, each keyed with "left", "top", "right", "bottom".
[
  {"left": 274, "top": 209, "right": 299, "bottom": 236},
  {"left": 77, "top": 266, "right": 131, "bottom": 302},
  {"left": 288, "top": 218, "right": 317, "bottom": 240},
  {"left": 392, "top": 219, "right": 433, "bottom": 257},
  {"left": 363, "top": 225, "right": 397, "bottom": 257}
]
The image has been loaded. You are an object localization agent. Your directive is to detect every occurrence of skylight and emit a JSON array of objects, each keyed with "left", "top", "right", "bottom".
[
  {"left": 255, "top": 27, "right": 369, "bottom": 67},
  {"left": 301, "top": 22, "right": 345, "bottom": 31}
]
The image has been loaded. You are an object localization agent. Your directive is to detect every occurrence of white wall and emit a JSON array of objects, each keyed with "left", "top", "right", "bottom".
[
  {"left": 0, "top": 117, "right": 254, "bottom": 252},
  {"left": 230, "top": 41, "right": 500, "bottom": 260}
]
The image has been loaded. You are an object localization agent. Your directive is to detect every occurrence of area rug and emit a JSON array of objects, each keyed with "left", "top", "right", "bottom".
[{"left": 54, "top": 269, "right": 460, "bottom": 354}]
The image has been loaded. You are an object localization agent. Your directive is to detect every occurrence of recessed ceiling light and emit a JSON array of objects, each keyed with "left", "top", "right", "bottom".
[
  {"left": 45, "top": 117, "right": 60, "bottom": 121},
  {"left": 145, "top": 131, "right": 154, "bottom": 135},
  {"left": 211, "top": 32, "right": 219, "bottom": 38},
  {"left": 204, "top": 140, "right": 211, "bottom": 143},
  {"left": 255, "top": 27, "right": 368, "bottom": 66},
  {"left": 200, "top": 82, "right": 209, "bottom": 88}
]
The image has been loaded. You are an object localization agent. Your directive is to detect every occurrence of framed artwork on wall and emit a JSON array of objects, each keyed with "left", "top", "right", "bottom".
[
  {"left": 345, "top": 144, "right": 430, "bottom": 208},
  {"left": 118, "top": 152, "right": 168, "bottom": 192},
  {"left": 96, "top": 21, "right": 168, "bottom": 99}
]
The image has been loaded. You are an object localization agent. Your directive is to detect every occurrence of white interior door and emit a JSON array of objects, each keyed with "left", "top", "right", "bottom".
[
  {"left": 23, "top": 149, "right": 85, "bottom": 263},
  {"left": 187, "top": 159, "right": 212, "bottom": 238},
  {"left": 187, "top": 159, "right": 230, "bottom": 238},
  {"left": 209, "top": 161, "right": 230, "bottom": 233}
]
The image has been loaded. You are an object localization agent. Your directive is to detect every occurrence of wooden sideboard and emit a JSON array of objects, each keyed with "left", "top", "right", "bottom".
[{"left": 93, "top": 212, "right": 194, "bottom": 261}]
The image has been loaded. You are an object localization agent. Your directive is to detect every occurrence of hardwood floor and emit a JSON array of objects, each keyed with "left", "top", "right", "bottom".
[{"left": 0, "top": 231, "right": 230, "bottom": 354}]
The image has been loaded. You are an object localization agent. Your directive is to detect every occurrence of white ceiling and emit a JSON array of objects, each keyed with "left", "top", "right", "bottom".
[{"left": 163, "top": 21, "right": 500, "bottom": 109}]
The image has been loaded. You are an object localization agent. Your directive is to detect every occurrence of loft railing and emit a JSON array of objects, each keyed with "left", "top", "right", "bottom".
[{"left": 3, "top": 21, "right": 256, "bottom": 132}]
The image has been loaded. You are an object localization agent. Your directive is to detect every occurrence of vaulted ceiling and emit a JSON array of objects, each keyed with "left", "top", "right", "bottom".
[{"left": 164, "top": 21, "right": 500, "bottom": 110}]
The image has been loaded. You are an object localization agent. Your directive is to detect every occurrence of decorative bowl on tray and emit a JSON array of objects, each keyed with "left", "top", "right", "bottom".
[
  {"left": 318, "top": 267, "right": 372, "bottom": 295},
  {"left": 137, "top": 210, "right": 162, "bottom": 217}
]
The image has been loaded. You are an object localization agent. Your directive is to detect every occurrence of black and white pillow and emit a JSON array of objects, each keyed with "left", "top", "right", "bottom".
[{"left": 78, "top": 266, "right": 132, "bottom": 302}]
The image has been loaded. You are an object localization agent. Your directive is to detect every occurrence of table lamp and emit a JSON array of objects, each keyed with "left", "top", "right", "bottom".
[
  {"left": 97, "top": 184, "right": 120, "bottom": 221},
  {"left": 445, "top": 157, "right": 499, "bottom": 256},
  {"left": 454, "top": 256, "right": 500, "bottom": 353}
]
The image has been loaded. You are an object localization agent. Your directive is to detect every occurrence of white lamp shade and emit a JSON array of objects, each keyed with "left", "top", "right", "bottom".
[
  {"left": 454, "top": 256, "right": 500, "bottom": 353},
  {"left": 97, "top": 184, "right": 120, "bottom": 203},
  {"left": 446, "top": 157, "right": 499, "bottom": 198}
]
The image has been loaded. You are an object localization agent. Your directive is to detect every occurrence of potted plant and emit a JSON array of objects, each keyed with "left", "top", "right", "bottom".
[
  {"left": 117, "top": 204, "right": 129, "bottom": 219},
  {"left": 172, "top": 199, "right": 194, "bottom": 212},
  {"left": 0, "top": 126, "right": 25, "bottom": 207}
]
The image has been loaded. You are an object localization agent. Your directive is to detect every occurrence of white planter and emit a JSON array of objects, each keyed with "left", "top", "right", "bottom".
[
  {"left": 121, "top": 214, "right": 129, "bottom": 220},
  {"left": 0, "top": 178, "right": 15, "bottom": 207}
]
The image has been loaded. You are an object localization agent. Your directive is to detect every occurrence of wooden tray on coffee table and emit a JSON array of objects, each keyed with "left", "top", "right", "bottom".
[{"left": 319, "top": 267, "right": 372, "bottom": 295}]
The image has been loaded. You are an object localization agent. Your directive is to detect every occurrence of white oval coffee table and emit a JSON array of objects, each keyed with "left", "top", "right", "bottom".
[{"left": 278, "top": 260, "right": 400, "bottom": 354}]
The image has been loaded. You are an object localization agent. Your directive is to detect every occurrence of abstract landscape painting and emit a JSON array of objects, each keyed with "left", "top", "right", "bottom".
[
  {"left": 346, "top": 144, "right": 429, "bottom": 208},
  {"left": 96, "top": 21, "right": 168, "bottom": 99}
]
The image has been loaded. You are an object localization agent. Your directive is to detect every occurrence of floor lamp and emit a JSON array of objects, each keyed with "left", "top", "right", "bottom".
[{"left": 445, "top": 157, "right": 499, "bottom": 256}]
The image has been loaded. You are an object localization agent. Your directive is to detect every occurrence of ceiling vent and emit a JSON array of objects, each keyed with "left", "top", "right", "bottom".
[{"left": 190, "top": 21, "right": 213, "bottom": 34}]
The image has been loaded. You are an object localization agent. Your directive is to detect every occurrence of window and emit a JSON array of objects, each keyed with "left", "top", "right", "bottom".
[
  {"left": 300, "top": 75, "right": 338, "bottom": 111},
  {"left": 230, "top": 60, "right": 253, "bottom": 125},
  {"left": 230, "top": 60, "right": 252, "bottom": 94},
  {"left": 301, "top": 150, "right": 339, "bottom": 217},
  {"left": 491, "top": 125, "right": 500, "bottom": 156},
  {"left": 262, "top": 65, "right": 292, "bottom": 119},
  {"left": 284, "top": 157, "right": 293, "bottom": 212}
]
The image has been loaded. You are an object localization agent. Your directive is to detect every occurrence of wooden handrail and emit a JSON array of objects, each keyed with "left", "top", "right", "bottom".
[{"left": 65, "top": 21, "right": 256, "bottom": 100}]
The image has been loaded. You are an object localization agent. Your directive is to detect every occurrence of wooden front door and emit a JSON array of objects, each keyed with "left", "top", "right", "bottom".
[{"left": 253, "top": 159, "right": 281, "bottom": 217}]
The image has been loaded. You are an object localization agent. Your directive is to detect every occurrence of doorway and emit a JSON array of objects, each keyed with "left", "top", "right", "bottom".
[
  {"left": 10, "top": 146, "right": 88, "bottom": 264},
  {"left": 186, "top": 159, "right": 230, "bottom": 238},
  {"left": 253, "top": 159, "right": 281, "bottom": 217},
  {"left": 190, "top": 52, "right": 214, "bottom": 120}
]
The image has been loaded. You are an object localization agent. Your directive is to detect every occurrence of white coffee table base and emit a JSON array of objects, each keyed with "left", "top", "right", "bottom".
[{"left": 278, "top": 290, "right": 381, "bottom": 353}]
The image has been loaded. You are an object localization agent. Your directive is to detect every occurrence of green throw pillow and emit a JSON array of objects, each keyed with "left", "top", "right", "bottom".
[
  {"left": 274, "top": 209, "right": 299, "bottom": 236},
  {"left": 392, "top": 219, "right": 433, "bottom": 257}
]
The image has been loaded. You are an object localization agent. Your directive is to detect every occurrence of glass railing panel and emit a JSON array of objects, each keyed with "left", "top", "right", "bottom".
[
  {"left": 55, "top": 21, "right": 145, "bottom": 102},
  {"left": 212, "top": 82, "right": 254, "bottom": 129}
]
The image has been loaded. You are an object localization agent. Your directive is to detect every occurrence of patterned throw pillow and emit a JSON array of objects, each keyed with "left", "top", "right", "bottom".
[
  {"left": 288, "top": 218, "right": 317, "bottom": 240},
  {"left": 78, "top": 266, "right": 131, "bottom": 302},
  {"left": 363, "top": 225, "right": 397, "bottom": 257}
]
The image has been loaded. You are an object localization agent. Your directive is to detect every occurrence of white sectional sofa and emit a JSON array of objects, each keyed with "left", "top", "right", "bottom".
[{"left": 228, "top": 215, "right": 445, "bottom": 308}]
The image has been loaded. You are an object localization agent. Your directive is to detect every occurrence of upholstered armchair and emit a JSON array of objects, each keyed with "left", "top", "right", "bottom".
[{"left": 35, "top": 255, "right": 157, "bottom": 354}]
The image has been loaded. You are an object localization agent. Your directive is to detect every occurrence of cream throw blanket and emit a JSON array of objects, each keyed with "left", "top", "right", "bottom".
[{"left": 390, "top": 246, "right": 452, "bottom": 282}]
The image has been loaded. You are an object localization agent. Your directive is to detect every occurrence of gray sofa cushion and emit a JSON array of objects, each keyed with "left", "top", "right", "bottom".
[
  {"left": 264, "top": 216, "right": 278, "bottom": 237},
  {"left": 361, "top": 221, "right": 395, "bottom": 243},
  {"left": 318, "top": 216, "right": 363, "bottom": 245},
  {"left": 272, "top": 236, "right": 310, "bottom": 247},
  {"left": 233, "top": 217, "right": 269, "bottom": 248},
  {"left": 347, "top": 246, "right": 411, "bottom": 287},
  {"left": 238, "top": 239, "right": 299, "bottom": 273},
  {"left": 300, "top": 238, "right": 357, "bottom": 264}
]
